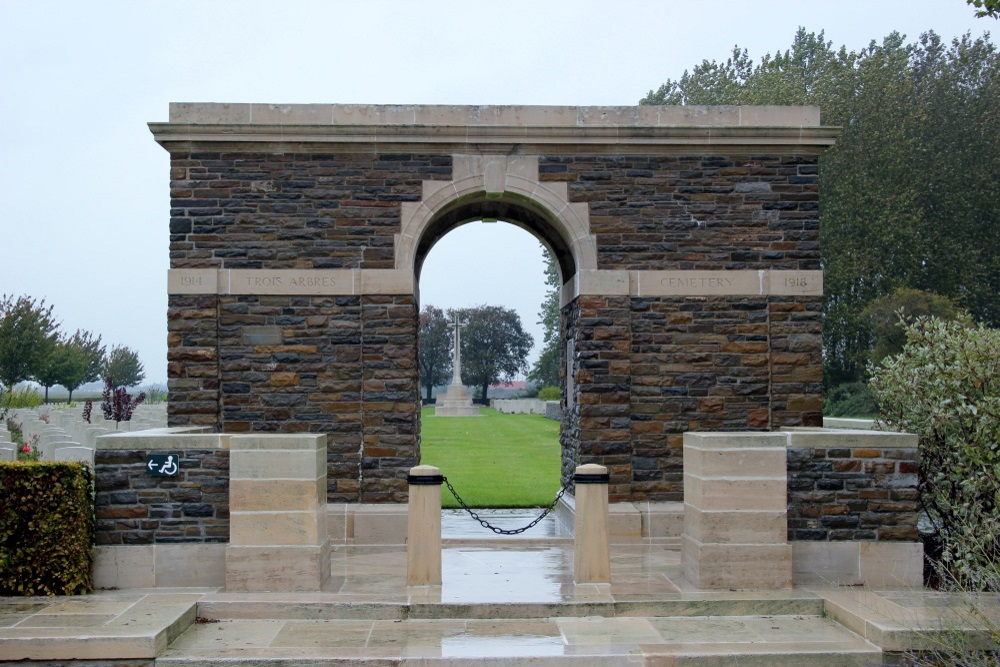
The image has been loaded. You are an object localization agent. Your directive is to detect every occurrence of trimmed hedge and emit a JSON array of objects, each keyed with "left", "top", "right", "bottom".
[{"left": 0, "top": 461, "right": 94, "bottom": 595}]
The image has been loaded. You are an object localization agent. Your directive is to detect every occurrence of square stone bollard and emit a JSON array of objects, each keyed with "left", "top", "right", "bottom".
[
  {"left": 406, "top": 465, "right": 442, "bottom": 586},
  {"left": 681, "top": 432, "right": 792, "bottom": 590},
  {"left": 573, "top": 464, "right": 611, "bottom": 584},
  {"left": 226, "top": 434, "right": 331, "bottom": 592}
]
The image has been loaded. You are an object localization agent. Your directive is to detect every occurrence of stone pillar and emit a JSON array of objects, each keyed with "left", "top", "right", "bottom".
[
  {"left": 573, "top": 463, "right": 611, "bottom": 584},
  {"left": 682, "top": 432, "right": 791, "bottom": 590},
  {"left": 226, "top": 434, "right": 331, "bottom": 591},
  {"left": 406, "top": 465, "right": 442, "bottom": 586}
]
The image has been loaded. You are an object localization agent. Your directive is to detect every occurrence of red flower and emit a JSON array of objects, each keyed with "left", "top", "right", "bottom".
[{"left": 21, "top": 444, "right": 30, "bottom": 452}]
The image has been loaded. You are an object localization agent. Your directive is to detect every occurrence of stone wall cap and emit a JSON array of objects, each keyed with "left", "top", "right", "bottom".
[
  {"left": 165, "top": 103, "right": 823, "bottom": 128},
  {"left": 96, "top": 430, "right": 228, "bottom": 450},
  {"left": 683, "top": 432, "right": 789, "bottom": 449},
  {"left": 782, "top": 428, "right": 918, "bottom": 449},
  {"left": 152, "top": 104, "right": 838, "bottom": 153},
  {"left": 229, "top": 434, "right": 327, "bottom": 450}
]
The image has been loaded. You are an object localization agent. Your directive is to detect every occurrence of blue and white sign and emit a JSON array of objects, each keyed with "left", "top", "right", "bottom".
[{"left": 146, "top": 454, "right": 179, "bottom": 476}]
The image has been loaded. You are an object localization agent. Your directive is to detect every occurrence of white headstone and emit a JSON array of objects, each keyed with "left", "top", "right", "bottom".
[{"left": 54, "top": 446, "right": 94, "bottom": 465}]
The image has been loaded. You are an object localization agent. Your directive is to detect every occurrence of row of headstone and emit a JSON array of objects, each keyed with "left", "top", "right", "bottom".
[{"left": 1, "top": 403, "right": 168, "bottom": 464}]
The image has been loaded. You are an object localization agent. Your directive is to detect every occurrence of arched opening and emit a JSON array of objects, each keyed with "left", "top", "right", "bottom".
[
  {"left": 413, "top": 195, "right": 577, "bottom": 282},
  {"left": 413, "top": 196, "right": 576, "bottom": 513}
]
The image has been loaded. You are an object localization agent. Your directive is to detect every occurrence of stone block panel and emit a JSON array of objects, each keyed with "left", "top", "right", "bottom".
[
  {"left": 168, "top": 151, "right": 451, "bottom": 271},
  {"left": 94, "top": 449, "right": 229, "bottom": 545},
  {"left": 629, "top": 298, "right": 784, "bottom": 501},
  {"left": 565, "top": 295, "right": 633, "bottom": 502},
  {"left": 685, "top": 507, "right": 787, "bottom": 544},
  {"left": 167, "top": 294, "right": 220, "bottom": 429},
  {"left": 682, "top": 535, "right": 792, "bottom": 590},
  {"left": 542, "top": 154, "right": 821, "bottom": 272},
  {"left": 786, "top": 444, "right": 920, "bottom": 542},
  {"left": 769, "top": 296, "right": 824, "bottom": 428},
  {"left": 225, "top": 541, "right": 331, "bottom": 592}
]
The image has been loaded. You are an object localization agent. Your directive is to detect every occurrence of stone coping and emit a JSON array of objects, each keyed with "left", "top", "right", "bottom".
[
  {"left": 783, "top": 428, "right": 917, "bottom": 449},
  {"left": 228, "top": 434, "right": 326, "bottom": 451},
  {"left": 166, "top": 103, "right": 823, "bottom": 127},
  {"left": 685, "top": 429, "right": 918, "bottom": 449},
  {"left": 823, "top": 417, "right": 877, "bottom": 430},
  {"left": 94, "top": 428, "right": 916, "bottom": 453},
  {"left": 95, "top": 430, "right": 333, "bottom": 451},
  {"left": 96, "top": 427, "right": 225, "bottom": 450},
  {"left": 684, "top": 432, "right": 789, "bottom": 449},
  {"left": 151, "top": 104, "right": 839, "bottom": 153}
]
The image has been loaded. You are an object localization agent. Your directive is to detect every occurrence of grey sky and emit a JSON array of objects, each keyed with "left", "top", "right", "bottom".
[{"left": 0, "top": 0, "right": 992, "bottom": 383}]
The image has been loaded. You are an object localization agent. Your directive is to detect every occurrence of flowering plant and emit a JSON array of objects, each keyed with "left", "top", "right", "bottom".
[
  {"left": 16, "top": 434, "right": 40, "bottom": 461},
  {"left": 82, "top": 401, "right": 92, "bottom": 424},
  {"left": 6, "top": 417, "right": 23, "bottom": 444}
]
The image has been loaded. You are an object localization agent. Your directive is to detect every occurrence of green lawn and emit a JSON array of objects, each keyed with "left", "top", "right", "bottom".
[{"left": 419, "top": 406, "right": 562, "bottom": 508}]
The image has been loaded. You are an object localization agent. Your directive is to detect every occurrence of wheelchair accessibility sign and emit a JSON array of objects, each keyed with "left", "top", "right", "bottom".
[{"left": 146, "top": 454, "right": 179, "bottom": 477}]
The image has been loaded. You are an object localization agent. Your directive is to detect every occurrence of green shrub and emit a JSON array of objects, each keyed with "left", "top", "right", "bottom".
[
  {"left": 144, "top": 383, "right": 167, "bottom": 404},
  {"left": 537, "top": 386, "right": 560, "bottom": 401},
  {"left": 3, "top": 384, "right": 42, "bottom": 409},
  {"left": 823, "top": 382, "right": 877, "bottom": 418},
  {"left": 869, "top": 317, "right": 1000, "bottom": 589},
  {"left": 0, "top": 461, "right": 94, "bottom": 595}
]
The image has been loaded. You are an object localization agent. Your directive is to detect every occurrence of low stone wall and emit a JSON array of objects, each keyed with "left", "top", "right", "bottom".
[
  {"left": 94, "top": 430, "right": 230, "bottom": 545},
  {"left": 491, "top": 398, "right": 547, "bottom": 414},
  {"left": 786, "top": 429, "right": 919, "bottom": 542},
  {"left": 678, "top": 428, "right": 923, "bottom": 589}
]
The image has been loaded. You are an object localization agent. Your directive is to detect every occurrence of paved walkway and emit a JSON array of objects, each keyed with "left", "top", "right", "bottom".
[
  {"left": 0, "top": 513, "right": 994, "bottom": 664},
  {"left": 2, "top": 541, "right": 989, "bottom": 665}
]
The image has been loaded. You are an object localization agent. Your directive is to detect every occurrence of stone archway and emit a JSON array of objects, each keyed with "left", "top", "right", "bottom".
[
  {"left": 398, "top": 154, "right": 594, "bottom": 281},
  {"left": 152, "top": 103, "right": 835, "bottom": 505}
]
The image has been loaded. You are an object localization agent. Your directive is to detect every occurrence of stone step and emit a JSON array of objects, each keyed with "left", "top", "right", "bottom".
[
  {"left": 0, "top": 594, "right": 197, "bottom": 662},
  {"left": 155, "top": 615, "right": 882, "bottom": 666},
  {"left": 197, "top": 596, "right": 827, "bottom": 621}
]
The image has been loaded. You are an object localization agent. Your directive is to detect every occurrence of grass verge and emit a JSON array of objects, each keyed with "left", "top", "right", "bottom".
[{"left": 419, "top": 406, "right": 561, "bottom": 508}]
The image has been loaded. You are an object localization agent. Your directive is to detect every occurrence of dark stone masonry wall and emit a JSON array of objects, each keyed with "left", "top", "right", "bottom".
[
  {"left": 538, "top": 154, "right": 821, "bottom": 271},
  {"left": 94, "top": 449, "right": 229, "bottom": 544},
  {"left": 787, "top": 446, "right": 920, "bottom": 541},
  {"left": 167, "top": 148, "right": 825, "bottom": 504},
  {"left": 167, "top": 294, "right": 220, "bottom": 429},
  {"left": 169, "top": 152, "right": 450, "bottom": 270}
]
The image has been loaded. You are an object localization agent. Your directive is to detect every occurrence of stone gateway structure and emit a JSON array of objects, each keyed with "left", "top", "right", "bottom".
[{"left": 150, "top": 104, "right": 836, "bottom": 506}]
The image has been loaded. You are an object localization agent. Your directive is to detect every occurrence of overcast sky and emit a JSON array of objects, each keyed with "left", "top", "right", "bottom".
[{"left": 0, "top": 1, "right": 993, "bottom": 383}]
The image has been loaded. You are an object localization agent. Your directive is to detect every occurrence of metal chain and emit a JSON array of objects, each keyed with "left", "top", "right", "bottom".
[{"left": 442, "top": 476, "right": 566, "bottom": 535}]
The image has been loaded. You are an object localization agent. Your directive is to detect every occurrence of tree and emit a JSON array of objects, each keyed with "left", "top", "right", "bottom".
[
  {"left": 968, "top": 0, "right": 1000, "bottom": 18},
  {"left": 32, "top": 333, "right": 67, "bottom": 404},
  {"left": 862, "top": 288, "right": 966, "bottom": 368},
  {"left": 0, "top": 294, "right": 59, "bottom": 408},
  {"left": 52, "top": 330, "right": 105, "bottom": 404},
  {"left": 103, "top": 345, "right": 145, "bottom": 389},
  {"left": 456, "top": 305, "right": 533, "bottom": 402},
  {"left": 642, "top": 29, "right": 1000, "bottom": 388},
  {"left": 418, "top": 304, "right": 452, "bottom": 402},
  {"left": 527, "top": 248, "right": 562, "bottom": 389}
]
